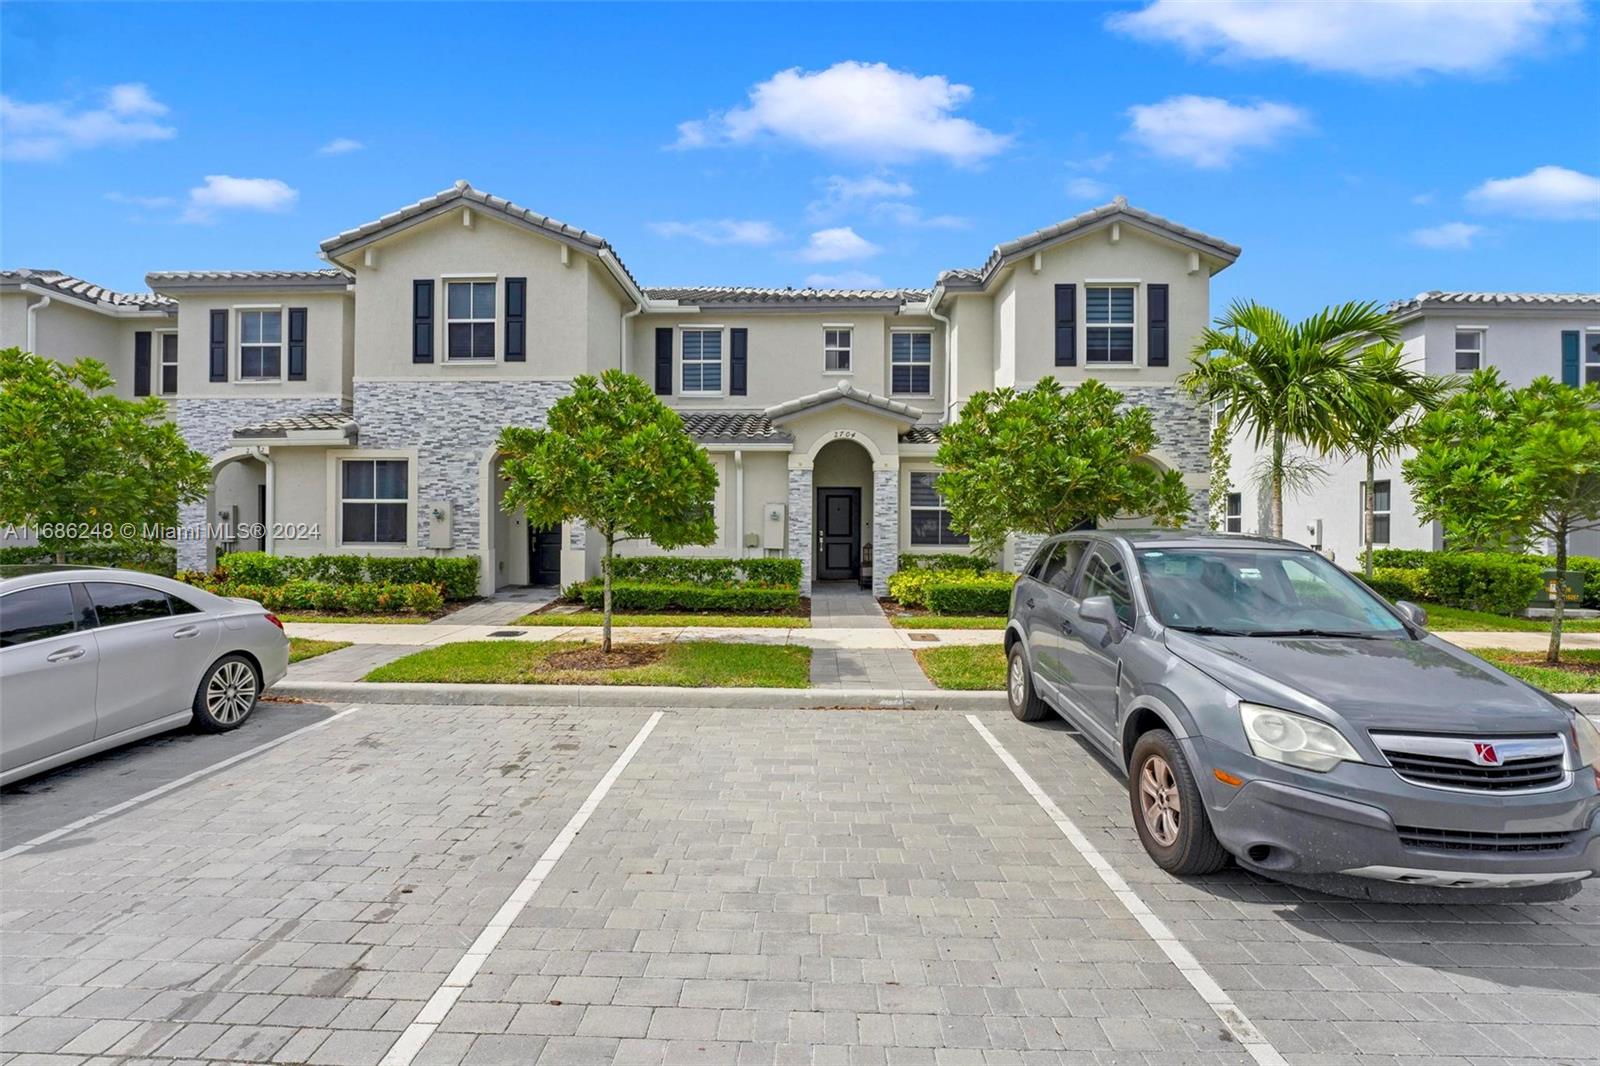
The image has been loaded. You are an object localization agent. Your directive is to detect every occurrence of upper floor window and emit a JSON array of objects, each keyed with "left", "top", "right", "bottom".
[
  {"left": 1586, "top": 331, "right": 1600, "bottom": 385},
  {"left": 1225, "top": 492, "right": 1242, "bottom": 534},
  {"left": 682, "top": 329, "right": 723, "bottom": 394},
  {"left": 824, "top": 328, "right": 852, "bottom": 372},
  {"left": 159, "top": 332, "right": 178, "bottom": 395},
  {"left": 1454, "top": 330, "right": 1483, "bottom": 372},
  {"left": 909, "top": 471, "right": 969, "bottom": 546},
  {"left": 447, "top": 281, "right": 496, "bottom": 360},
  {"left": 1085, "top": 286, "right": 1135, "bottom": 363},
  {"left": 239, "top": 309, "right": 282, "bottom": 380},
  {"left": 341, "top": 459, "right": 408, "bottom": 545},
  {"left": 891, "top": 331, "right": 932, "bottom": 395}
]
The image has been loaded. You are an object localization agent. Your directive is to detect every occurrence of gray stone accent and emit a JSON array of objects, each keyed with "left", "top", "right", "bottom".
[
  {"left": 1011, "top": 532, "right": 1047, "bottom": 573},
  {"left": 1115, "top": 385, "right": 1211, "bottom": 524},
  {"left": 175, "top": 397, "right": 346, "bottom": 570},
  {"left": 786, "top": 467, "right": 813, "bottom": 596},
  {"left": 568, "top": 518, "right": 586, "bottom": 548},
  {"left": 871, "top": 467, "right": 898, "bottom": 597},
  {"left": 354, "top": 380, "right": 572, "bottom": 552}
]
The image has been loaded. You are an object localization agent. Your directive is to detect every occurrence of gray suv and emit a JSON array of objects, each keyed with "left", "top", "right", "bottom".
[{"left": 1005, "top": 531, "right": 1600, "bottom": 901}]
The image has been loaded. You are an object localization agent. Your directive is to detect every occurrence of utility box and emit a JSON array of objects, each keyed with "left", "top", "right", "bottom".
[
  {"left": 425, "top": 501, "right": 453, "bottom": 549},
  {"left": 762, "top": 502, "right": 786, "bottom": 551},
  {"left": 1532, "top": 569, "right": 1584, "bottom": 608}
]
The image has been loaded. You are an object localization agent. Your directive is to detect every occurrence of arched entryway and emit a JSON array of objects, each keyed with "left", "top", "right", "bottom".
[
  {"left": 812, "top": 438, "right": 875, "bottom": 583},
  {"left": 206, "top": 449, "right": 269, "bottom": 568},
  {"left": 481, "top": 450, "right": 565, "bottom": 593}
]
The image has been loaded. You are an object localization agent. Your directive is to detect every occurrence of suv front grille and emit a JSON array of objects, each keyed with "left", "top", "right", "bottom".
[
  {"left": 1396, "top": 825, "right": 1577, "bottom": 853},
  {"left": 1371, "top": 732, "right": 1568, "bottom": 793}
]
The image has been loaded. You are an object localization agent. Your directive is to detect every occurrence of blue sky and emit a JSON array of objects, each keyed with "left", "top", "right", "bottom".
[{"left": 2, "top": 1, "right": 1597, "bottom": 317}]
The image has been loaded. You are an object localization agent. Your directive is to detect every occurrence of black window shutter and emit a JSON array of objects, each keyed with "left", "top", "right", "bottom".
[
  {"left": 1563, "top": 330, "right": 1581, "bottom": 387},
  {"left": 1147, "top": 283, "right": 1169, "bottom": 366},
  {"left": 287, "top": 307, "right": 308, "bottom": 381},
  {"left": 412, "top": 280, "right": 434, "bottom": 363},
  {"left": 729, "top": 328, "right": 748, "bottom": 396},
  {"left": 654, "top": 327, "right": 673, "bottom": 395},
  {"left": 504, "top": 277, "right": 527, "bottom": 362},
  {"left": 1054, "top": 284, "right": 1077, "bottom": 366},
  {"left": 209, "top": 310, "right": 228, "bottom": 381},
  {"left": 133, "top": 331, "right": 152, "bottom": 396}
]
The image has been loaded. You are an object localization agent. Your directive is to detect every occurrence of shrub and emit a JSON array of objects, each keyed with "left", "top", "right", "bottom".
[
  {"left": 1421, "top": 552, "right": 1542, "bottom": 615},
  {"left": 607, "top": 555, "right": 801, "bottom": 588},
  {"left": 0, "top": 541, "right": 176, "bottom": 575},
  {"left": 208, "top": 552, "right": 478, "bottom": 600},
  {"left": 887, "top": 568, "right": 938, "bottom": 609},
  {"left": 579, "top": 580, "right": 799, "bottom": 613},
  {"left": 889, "top": 567, "right": 1015, "bottom": 611},
  {"left": 192, "top": 577, "right": 445, "bottom": 615},
  {"left": 925, "top": 574, "right": 1017, "bottom": 615},
  {"left": 1368, "top": 548, "right": 1434, "bottom": 570},
  {"left": 898, "top": 552, "right": 993, "bottom": 573},
  {"left": 1364, "top": 567, "right": 1425, "bottom": 602}
]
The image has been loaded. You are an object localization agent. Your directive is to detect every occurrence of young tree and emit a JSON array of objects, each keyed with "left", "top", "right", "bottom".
[
  {"left": 1181, "top": 300, "right": 1398, "bottom": 537},
  {"left": 1405, "top": 369, "right": 1600, "bottom": 663},
  {"left": 0, "top": 349, "right": 210, "bottom": 563},
  {"left": 1343, "top": 342, "right": 1453, "bottom": 577},
  {"left": 934, "top": 377, "right": 1191, "bottom": 553},
  {"left": 497, "top": 369, "right": 719, "bottom": 652}
]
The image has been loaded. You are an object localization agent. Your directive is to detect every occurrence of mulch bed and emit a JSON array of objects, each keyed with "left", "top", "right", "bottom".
[
  {"left": 544, "top": 644, "right": 665, "bottom": 671},
  {"left": 1490, "top": 650, "right": 1600, "bottom": 676}
]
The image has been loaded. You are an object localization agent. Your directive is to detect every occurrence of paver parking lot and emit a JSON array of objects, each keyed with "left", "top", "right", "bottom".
[{"left": 1, "top": 700, "right": 1596, "bottom": 1065}]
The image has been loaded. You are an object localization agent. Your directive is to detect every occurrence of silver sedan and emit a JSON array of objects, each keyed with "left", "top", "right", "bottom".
[{"left": 0, "top": 565, "right": 290, "bottom": 786}]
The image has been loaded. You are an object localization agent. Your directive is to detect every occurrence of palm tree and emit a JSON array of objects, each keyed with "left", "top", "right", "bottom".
[
  {"left": 1181, "top": 300, "right": 1399, "bottom": 538},
  {"left": 1343, "top": 342, "right": 1453, "bottom": 577}
]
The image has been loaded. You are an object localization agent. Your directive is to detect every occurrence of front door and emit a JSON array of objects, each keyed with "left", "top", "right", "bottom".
[
  {"left": 529, "top": 525, "right": 562, "bottom": 587},
  {"left": 815, "top": 488, "right": 860, "bottom": 580}
]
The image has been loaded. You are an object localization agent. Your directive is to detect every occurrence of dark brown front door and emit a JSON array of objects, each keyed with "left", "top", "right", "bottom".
[
  {"left": 529, "top": 525, "right": 562, "bottom": 586},
  {"left": 816, "top": 488, "right": 860, "bottom": 580}
]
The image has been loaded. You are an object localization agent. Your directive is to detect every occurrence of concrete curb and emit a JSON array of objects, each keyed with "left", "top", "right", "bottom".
[
  {"left": 268, "top": 680, "right": 1008, "bottom": 712},
  {"left": 1563, "top": 693, "right": 1600, "bottom": 713}
]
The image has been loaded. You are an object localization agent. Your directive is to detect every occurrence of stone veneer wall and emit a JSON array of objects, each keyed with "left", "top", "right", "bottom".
[
  {"left": 871, "top": 468, "right": 899, "bottom": 597},
  {"left": 786, "top": 467, "right": 813, "bottom": 596},
  {"left": 354, "top": 380, "right": 572, "bottom": 552},
  {"left": 175, "top": 396, "right": 348, "bottom": 570}
]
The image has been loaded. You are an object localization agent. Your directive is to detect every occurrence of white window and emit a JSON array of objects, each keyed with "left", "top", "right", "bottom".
[
  {"left": 238, "top": 309, "right": 282, "bottom": 380},
  {"left": 891, "top": 332, "right": 932, "bottom": 395},
  {"left": 1586, "top": 331, "right": 1600, "bottom": 385},
  {"left": 341, "top": 459, "right": 408, "bottom": 545},
  {"left": 1225, "top": 492, "right": 1242, "bottom": 534},
  {"left": 446, "top": 280, "right": 496, "bottom": 360},
  {"left": 1454, "top": 330, "right": 1483, "bottom": 373},
  {"left": 824, "top": 328, "right": 852, "bottom": 372},
  {"left": 681, "top": 329, "right": 723, "bottom": 393},
  {"left": 158, "top": 332, "right": 178, "bottom": 395},
  {"left": 1085, "top": 286, "right": 1135, "bottom": 363},
  {"left": 1359, "top": 480, "right": 1391, "bottom": 545},
  {"left": 909, "top": 471, "right": 969, "bottom": 546}
]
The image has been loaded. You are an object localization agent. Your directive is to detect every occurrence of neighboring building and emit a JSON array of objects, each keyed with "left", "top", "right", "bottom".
[
  {"left": 1227, "top": 291, "right": 1600, "bottom": 564},
  {"left": 3, "top": 182, "right": 1239, "bottom": 595}
]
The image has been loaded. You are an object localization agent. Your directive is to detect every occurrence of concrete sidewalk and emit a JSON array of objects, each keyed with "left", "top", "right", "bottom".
[
  {"left": 286, "top": 620, "right": 1001, "bottom": 649},
  {"left": 269, "top": 679, "right": 1005, "bottom": 710}
]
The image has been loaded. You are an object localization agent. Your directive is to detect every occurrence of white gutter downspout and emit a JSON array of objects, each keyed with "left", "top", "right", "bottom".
[
  {"left": 926, "top": 285, "right": 954, "bottom": 423},
  {"left": 621, "top": 294, "right": 645, "bottom": 372},
  {"left": 22, "top": 286, "right": 53, "bottom": 352},
  {"left": 734, "top": 449, "right": 744, "bottom": 559}
]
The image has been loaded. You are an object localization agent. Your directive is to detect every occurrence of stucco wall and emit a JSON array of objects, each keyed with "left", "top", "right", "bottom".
[
  {"left": 170, "top": 289, "right": 351, "bottom": 399},
  {"left": 0, "top": 295, "right": 166, "bottom": 400}
]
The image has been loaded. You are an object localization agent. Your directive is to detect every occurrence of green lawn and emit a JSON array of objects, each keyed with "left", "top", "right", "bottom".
[
  {"left": 277, "top": 612, "right": 434, "bottom": 625},
  {"left": 889, "top": 612, "right": 1007, "bottom": 630},
  {"left": 1420, "top": 603, "right": 1600, "bottom": 633},
  {"left": 514, "top": 611, "right": 808, "bottom": 628},
  {"left": 915, "top": 645, "right": 1007, "bottom": 690},
  {"left": 365, "top": 640, "right": 812, "bottom": 688},
  {"left": 288, "top": 638, "right": 351, "bottom": 663},
  {"left": 1471, "top": 647, "right": 1600, "bottom": 693}
]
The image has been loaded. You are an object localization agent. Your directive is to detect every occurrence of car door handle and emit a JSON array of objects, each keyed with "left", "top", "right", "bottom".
[
  {"left": 1061, "top": 620, "right": 1074, "bottom": 634},
  {"left": 47, "top": 646, "right": 86, "bottom": 662},
  {"left": 1026, "top": 597, "right": 1036, "bottom": 610},
  {"left": 172, "top": 625, "right": 200, "bottom": 639}
]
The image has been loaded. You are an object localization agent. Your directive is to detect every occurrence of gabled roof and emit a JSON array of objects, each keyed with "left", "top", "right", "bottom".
[
  {"left": 937, "top": 197, "right": 1241, "bottom": 293},
  {"left": 898, "top": 425, "right": 942, "bottom": 445},
  {"left": 148, "top": 269, "right": 350, "bottom": 293},
  {"left": 677, "top": 411, "right": 792, "bottom": 444},
  {"left": 318, "top": 180, "right": 643, "bottom": 296},
  {"left": 764, "top": 382, "right": 926, "bottom": 426},
  {"left": 647, "top": 285, "right": 929, "bottom": 310},
  {"left": 0, "top": 268, "right": 173, "bottom": 313},
  {"left": 1388, "top": 290, "right": 1600, "bottom": 319}
]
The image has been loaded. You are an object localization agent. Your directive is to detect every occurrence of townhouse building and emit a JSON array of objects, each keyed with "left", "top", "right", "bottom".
[
  {"left": 1226, "top": 292, "right": 1600, "bottom": 564},
  {"left": 2, "top": 182, "right": 1239, "bottom": 595}
]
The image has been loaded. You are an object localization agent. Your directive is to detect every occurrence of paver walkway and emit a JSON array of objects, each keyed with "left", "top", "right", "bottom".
[
  {"left": 807, "top": 582, "right": 933, "bottom": 689},
  {"left": 289, "top": 643, "right": 430, "bottom": 682},
  {"left": 438, "top": 587, "right": 559, "bottom": 626}
]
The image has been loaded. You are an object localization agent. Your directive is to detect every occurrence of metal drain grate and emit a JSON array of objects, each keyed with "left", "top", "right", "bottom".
[
  {"left": 908, "top": 632, "right": 939, "bottom": 642},
  {"left": 488, "top": 630, "right": 526, "bottom": 638}
]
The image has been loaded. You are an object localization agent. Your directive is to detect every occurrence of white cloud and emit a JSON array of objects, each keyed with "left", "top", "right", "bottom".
[
  {"left": 648, "top": 219, "right": 782, "bottom": 246},
  {"left": 803, "top": 270, "right": 884, "bottom": 290},
  {"left": 1125, "top": 95, "right": 1309, "bottom": 168},
  {"left": 1466, "top": 165, "right": 1600, "bottom": 220},
  {"left": 317, "top": 137, "right": 365, "bottom": 156},
  {"left": 1108, "top": 0, "right": 1583, "bottom": 78},
  {"left": 869, "top": 202, "right": 970, "bottom": 229},
  {"left": 798, "top": 227, "right": 881, "bottom": 263},
  {"left": 1409, "top": 222, "right": 1484, "bottom": 250},
  {"left": 106, "top": 191, "right": 177, "bottom": 209},
  {"left": 1411, "top": 192, "right": 1436, "bottom": 206},
  {"left": 1066, "top": 177, "right": 1110, "bottom": 200},
  {"left": 0, "top": 82, "right": 174, "bottom": 161},
  {"left": 675, "top": 61, "right": 1011, "bottom": 165},
  {"left": 182, "top": 175, "right": 298, "bottom": 223},
  {"left": 805, "top": 173, "right": 967, "bottom": 228}
]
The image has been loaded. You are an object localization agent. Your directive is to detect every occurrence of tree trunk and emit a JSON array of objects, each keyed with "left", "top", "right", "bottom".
[
  {"left": 1269, "top": 431, "right": 1285, "bottom": 539},
  {"left": 602, "top": 531, "right": 615, "bottom": 655},
  {"left": 1548, "top": 517, "right": 1567, "bottom": 666},
  {"left": 1363, "top": 451, "right": 1377, "bottom": 579},
  {"left": 54, "top": 547, "right": 66, "bottom": 565}
]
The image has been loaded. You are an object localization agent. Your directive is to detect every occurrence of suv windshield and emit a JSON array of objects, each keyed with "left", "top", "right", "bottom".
[{"left": 1134, "top": 547, "right": 1408, "bottom": 638}]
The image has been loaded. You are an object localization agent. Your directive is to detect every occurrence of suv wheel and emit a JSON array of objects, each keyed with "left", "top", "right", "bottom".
[
  {"left": 1007, "top": 644, "right": 1050, "bottom": 722},
  {"left": 1128, "top": 729, "right": 1229, "bottom": 875},
  {"left": 193, "top": 654, "right": 260, "bottom": 733}
]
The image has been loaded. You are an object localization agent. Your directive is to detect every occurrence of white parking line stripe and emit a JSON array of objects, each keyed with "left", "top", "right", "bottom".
[
  {"left": 0, "top": 704, "right": 365, "bottom": 862},
  {"left": 379, "top": 710, "right": 665, "bottom": 1066},
  {"left": 966, "top": 715, "right": 1287, "bottom": 1066}
]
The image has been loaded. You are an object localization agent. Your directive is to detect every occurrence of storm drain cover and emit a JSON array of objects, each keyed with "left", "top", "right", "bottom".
[
  {"left": 908, "top": 632, "right": 939, "bottom": 642},
  {"left": 489, "top": 630, "right": 525, "bottom": 638}
]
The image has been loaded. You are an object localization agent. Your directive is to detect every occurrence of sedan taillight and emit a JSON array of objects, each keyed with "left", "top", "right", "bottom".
[{"left": 265, "top": 612, "right": 284, "bottom": 631}]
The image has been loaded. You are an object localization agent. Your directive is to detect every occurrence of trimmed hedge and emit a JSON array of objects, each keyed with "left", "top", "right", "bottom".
[
  {"left": 187, "top": 578, "right": 445, "bottom": 616},
  {"left": 607, "top": 555, "right": 801, "bottom": 588},
  {"left": 897, "top": 553, "right": 993, "bottom": 574},
  {"left": 211, "top": 552, "right": 478, "bottom": 601},
  {"left": 1364, "top": 567, "right": 1425, "bottom": 603},
  {"left": 1421, "top": 553, "right": 1542, "bottom": 616},
  {"left": 0, "top": 541, "right": 177, "bottom": 576},
  {"left": 1369, "top": 548, "right": 1600, "bottom": 608},
  {"left": 925, "top": 574, "right": 1018, "bottom": 615},
  {"left": 580, "top": 580, "right": 799, "bottom": 613},
  {"left": 1367, "top": 548, "right": 1434, "bottom": 570}
]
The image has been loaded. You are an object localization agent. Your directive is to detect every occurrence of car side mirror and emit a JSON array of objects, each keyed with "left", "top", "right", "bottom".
[
  {"left": 1394, "top": 600, "right": 1428, "bottom": 628},
  {"left": 1080, "top": 594, "right": 1122, "bottom": 633}
]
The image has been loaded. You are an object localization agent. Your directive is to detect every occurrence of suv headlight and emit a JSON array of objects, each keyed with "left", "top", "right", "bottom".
[
  {"left": 1569, "top": 710, "right": 1600, "bottom": 771},
  {"left": 1240, "top": 703, "right": 1362, "bottom": 772}
]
